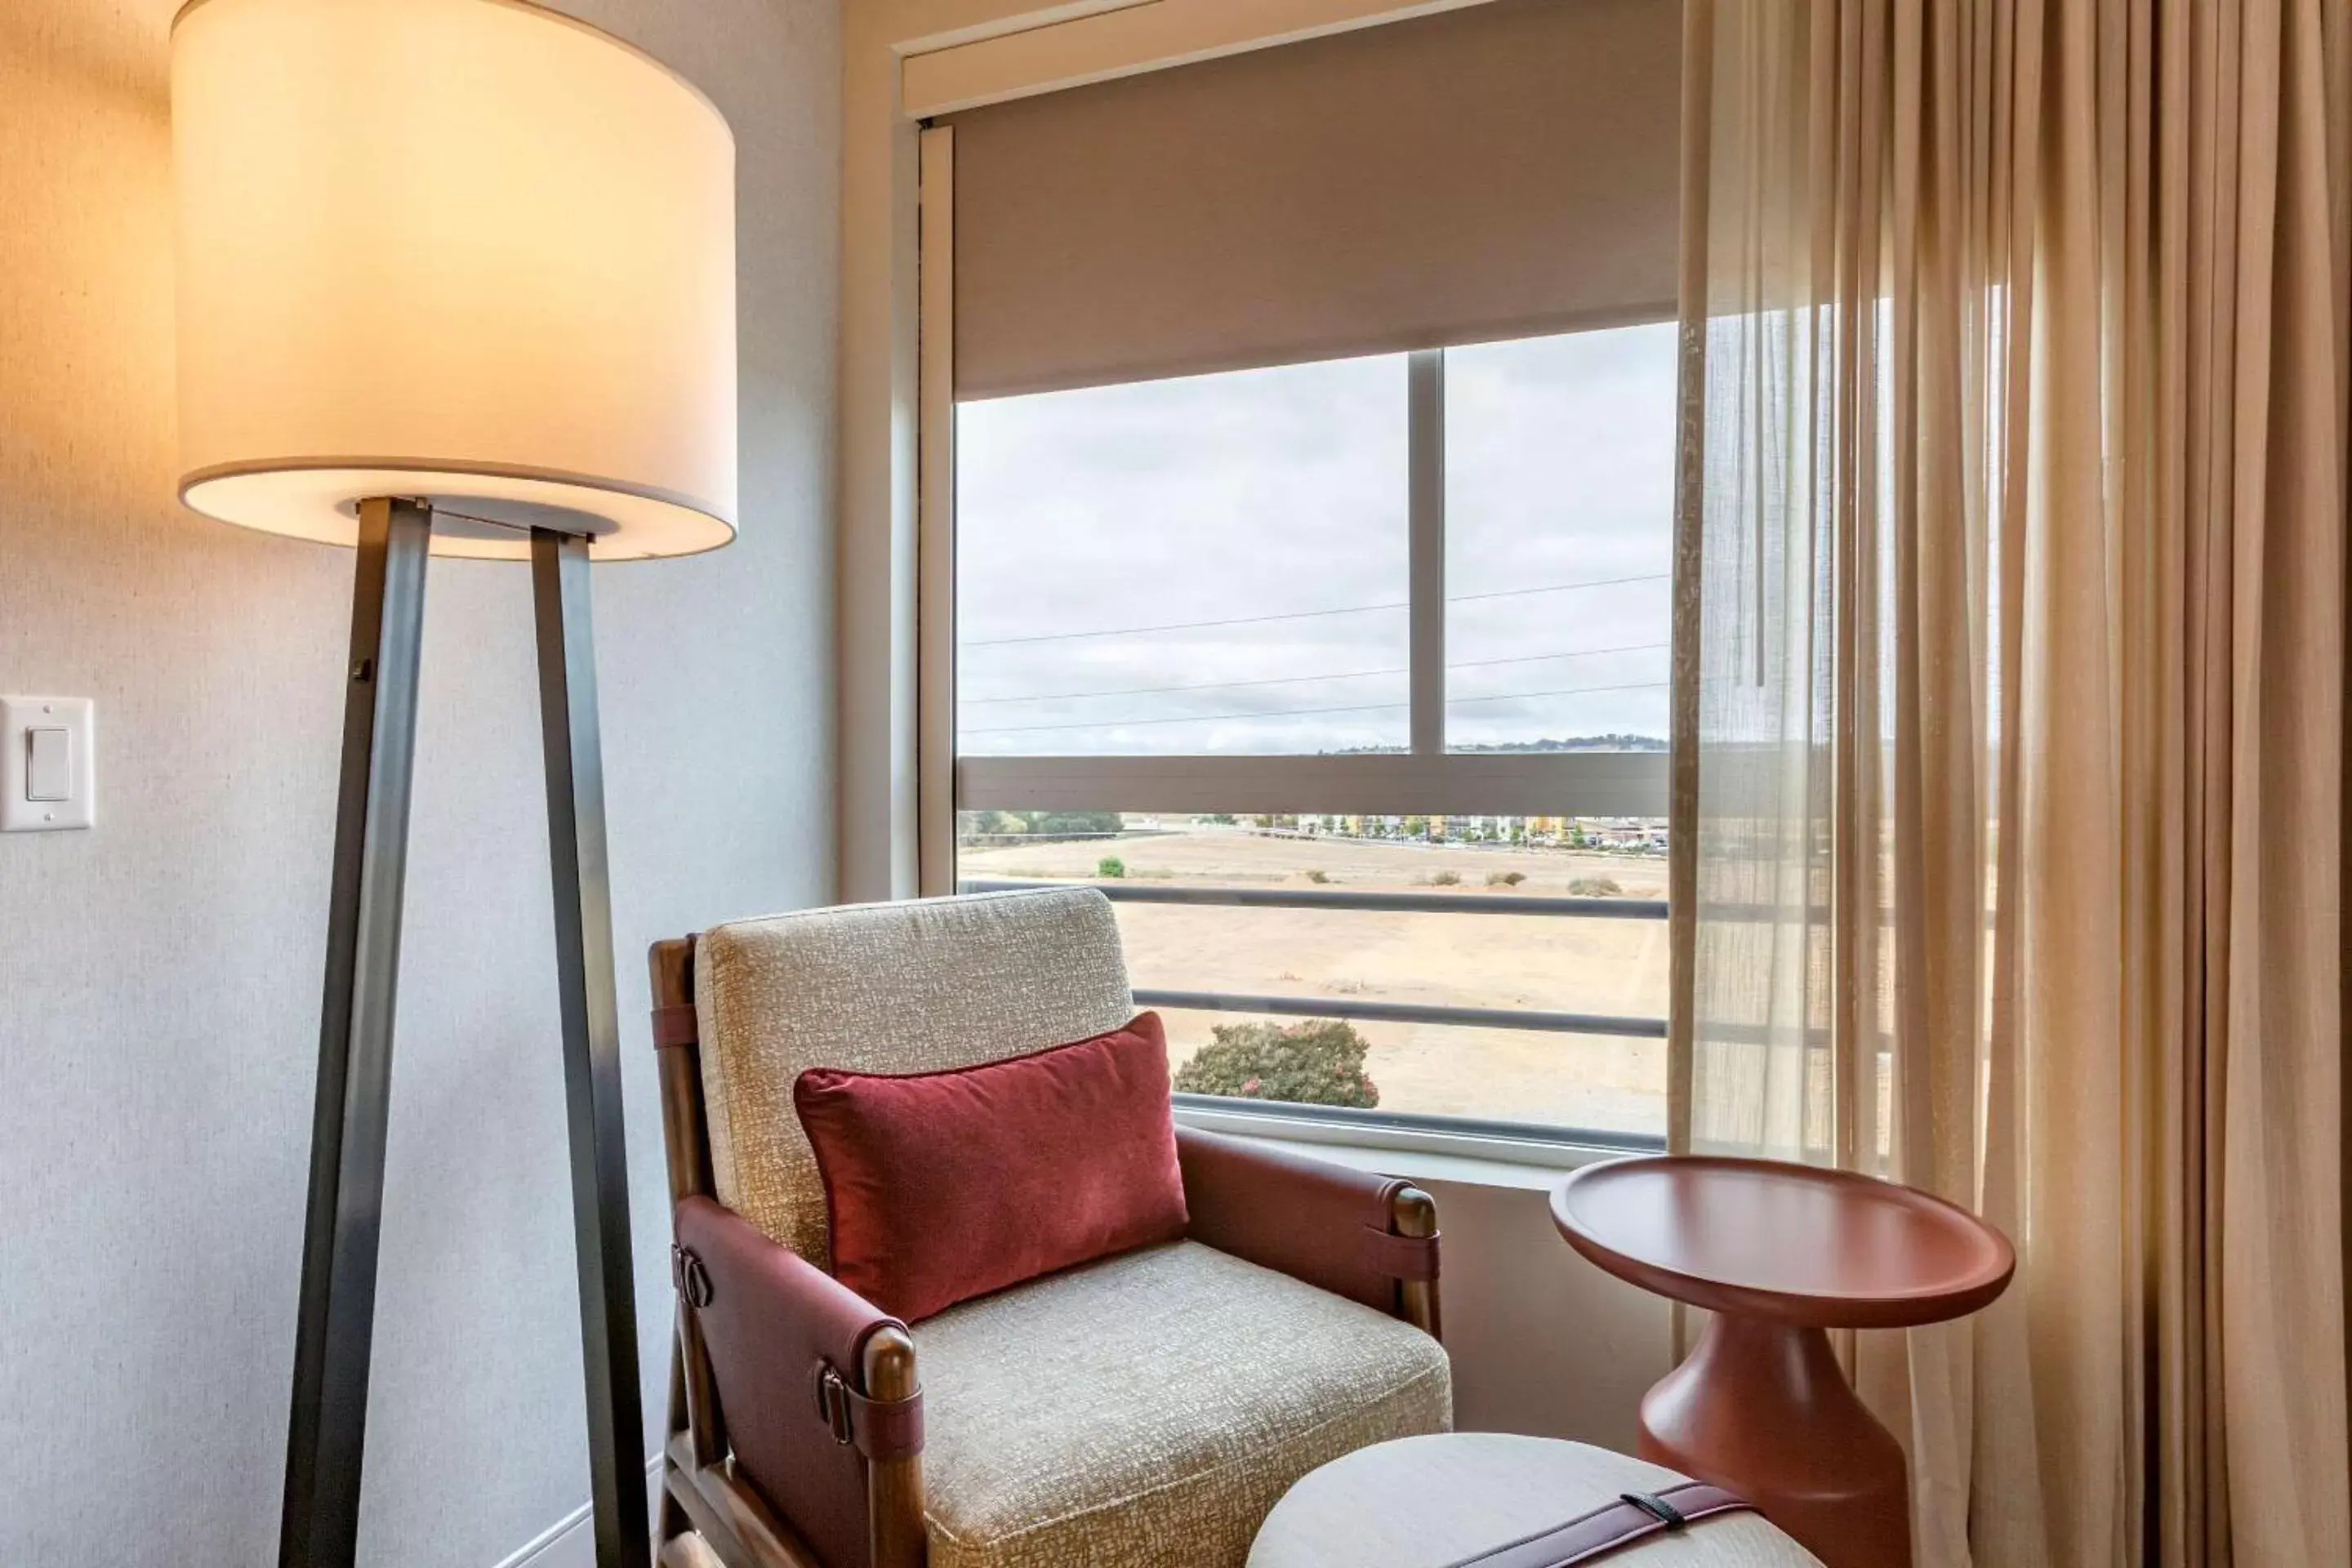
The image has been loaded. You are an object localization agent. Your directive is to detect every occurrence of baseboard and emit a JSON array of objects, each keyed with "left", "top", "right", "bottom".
[{"left": 493, "top": 1457, "right": 666, "bottom": 1568}]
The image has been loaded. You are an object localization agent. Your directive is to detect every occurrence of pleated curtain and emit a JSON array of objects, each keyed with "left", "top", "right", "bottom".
[{"left": 1672, "top": 0, "right": 2350, "bottom": 1563}]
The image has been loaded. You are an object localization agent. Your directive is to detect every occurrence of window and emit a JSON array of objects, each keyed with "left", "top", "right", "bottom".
[
  {"left": 951, "top": 325, "right": 1676, "bottom": 1151},
  {"left": 1444, "top": 327, "right": 1677, "bottom": 751},
  {"left": 957, "top": 356, "right": 1410, "bottom": 757}
]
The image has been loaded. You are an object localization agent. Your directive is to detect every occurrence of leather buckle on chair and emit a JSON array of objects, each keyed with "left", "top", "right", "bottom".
[
  {"left": 813, "top": 1361, "right": 857, "bottom": 1446},
  {"left": 810, "top": 1358, "right": 928, "bottom": 1458},
  {"left": 671, "top": 1245, "right": 714, "bottom": 1309}
]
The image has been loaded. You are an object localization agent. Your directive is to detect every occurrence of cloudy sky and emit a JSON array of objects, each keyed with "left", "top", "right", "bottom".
[{"left": 954, "top": 321, "right": 1678, "bottom": 758}]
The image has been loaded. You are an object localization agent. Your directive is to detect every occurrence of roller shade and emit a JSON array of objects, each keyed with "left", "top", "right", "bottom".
[{"left": 945, "top": 0, "right": 1682, "bottom": 400}]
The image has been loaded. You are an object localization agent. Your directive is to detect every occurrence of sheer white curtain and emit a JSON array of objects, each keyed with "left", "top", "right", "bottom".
[{"left": 1671, "top": 1, "right": 2350, "bottom": 1563}]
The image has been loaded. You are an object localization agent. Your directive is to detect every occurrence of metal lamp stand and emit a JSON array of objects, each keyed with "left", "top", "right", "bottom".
[{"left": 277, "top": 497, "right": 649, "bottom": 1568}]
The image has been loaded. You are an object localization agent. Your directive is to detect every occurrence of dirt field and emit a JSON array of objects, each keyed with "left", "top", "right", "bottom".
[{"left": 957, "top": 826, "right": 1669, "bottom": 1135}]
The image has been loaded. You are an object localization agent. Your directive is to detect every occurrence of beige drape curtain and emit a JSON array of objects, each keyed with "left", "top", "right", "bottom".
[{"left": 1673, "top": 1, "right": 2350, "bottom": 1564}]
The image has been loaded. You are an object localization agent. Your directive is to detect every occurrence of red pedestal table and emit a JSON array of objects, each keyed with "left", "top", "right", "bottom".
[{"left": 1549, "top": 1156, "right": 2015, "bottom": 1568}]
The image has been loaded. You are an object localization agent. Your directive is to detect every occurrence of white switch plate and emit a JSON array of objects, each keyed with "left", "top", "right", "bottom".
[{"left": 2, "top": 696, "right": 95, "bottom": 831}]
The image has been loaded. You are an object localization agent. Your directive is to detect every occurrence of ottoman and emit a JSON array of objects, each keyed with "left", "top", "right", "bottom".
[{"left": 1250, "top": 1434, "right": 1824, "bottom": 1567}]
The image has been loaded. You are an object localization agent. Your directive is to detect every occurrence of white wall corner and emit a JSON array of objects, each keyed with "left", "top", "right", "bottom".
[{"left": 492, "top": 1457, "right": 666, "bottom": 1568}]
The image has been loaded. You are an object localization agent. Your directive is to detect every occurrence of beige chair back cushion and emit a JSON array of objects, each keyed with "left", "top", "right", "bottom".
[{"left": 695, "top": 887, "right": 1135, "bottom": 1263}]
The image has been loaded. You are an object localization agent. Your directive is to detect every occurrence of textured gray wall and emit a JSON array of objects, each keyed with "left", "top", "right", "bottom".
[{"left": 0, "top": 1, "right": 840, "bottom": 1561}]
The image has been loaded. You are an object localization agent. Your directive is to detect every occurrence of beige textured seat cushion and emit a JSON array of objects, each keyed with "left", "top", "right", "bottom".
[
  {"left": 915, "top": 1240, "right": 1452, "bottom": 1568},
  {"left": 694, "top": 888, "right": 1134, "bottom": 1261},
  {"left": 1250, "top": 1432, "right": 1823, "bottom": 1566}
]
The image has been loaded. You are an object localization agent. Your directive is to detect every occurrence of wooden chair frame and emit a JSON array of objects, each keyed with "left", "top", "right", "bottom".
[{"left": 646, "top": 932, "right": 1441, "bottom": 1568}]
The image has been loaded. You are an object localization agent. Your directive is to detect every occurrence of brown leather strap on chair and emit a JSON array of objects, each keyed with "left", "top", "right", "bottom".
[
  {"left": 1450, "top": 1481, "right": 1753, "bottom": 1568},
  {"left": 1360, "top": 1224, "right": 1441, "bottom": 1281},
  {"left": 651, "top": 1001, "right": 700, "bottom": 1049},
  {"left": 673, "top": 1196, "right": 913, "bottom": 1567},
  {"left": 1176, "top": 1125, "right": 1441, "bottom": 1317},
  {"left": 812, "top": 1359, "right": 926, "bottom": 1461}
]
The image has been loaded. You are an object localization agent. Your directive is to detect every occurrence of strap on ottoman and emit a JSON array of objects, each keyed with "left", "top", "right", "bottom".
[{"left": 1448, "top": 1481, "right": 1754, "bottom": 1568}]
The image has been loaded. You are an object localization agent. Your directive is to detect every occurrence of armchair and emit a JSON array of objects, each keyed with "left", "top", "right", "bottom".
[{"left": 646, "top": 888, "right": 1449, "bottom": 1568}]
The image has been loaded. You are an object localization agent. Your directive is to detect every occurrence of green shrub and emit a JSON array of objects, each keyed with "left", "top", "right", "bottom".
[
  {"left": 1303, "top": 868, "right": 1330, "bottom": 884},
  {"left": 1486, "top": 871, "right": 1527, "bottom": 888},
  {"left": 1172, "top": 1018, "right": 1379, "bottom": 1108},
  {"left": 1567, "top": 875, "right": 1622, "bottom": 897},
  {"left": 1096, "top": 855, "right": 1126, "bottom": 879},
  {"left": 1419, "top": 869, "right": 1462, "bottom": 887}
]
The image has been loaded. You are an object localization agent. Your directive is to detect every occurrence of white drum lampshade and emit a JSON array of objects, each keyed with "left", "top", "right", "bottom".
[{"left": 171, "top": 0, "right": 737, "bottom": 561}]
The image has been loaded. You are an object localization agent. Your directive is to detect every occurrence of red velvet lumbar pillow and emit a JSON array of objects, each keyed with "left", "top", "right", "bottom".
[{"left": 794, "top": 1012, "right": 1189, "bottom": 1322}]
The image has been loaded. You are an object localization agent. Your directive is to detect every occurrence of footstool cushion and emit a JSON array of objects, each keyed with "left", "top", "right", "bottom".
[{"left": 1249, "top": 1433, "right": 1823, "bottom": 1566}]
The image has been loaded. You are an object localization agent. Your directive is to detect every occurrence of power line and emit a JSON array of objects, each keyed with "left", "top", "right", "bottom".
[
  {"left": 1446, "top": 679, "right": 1667, "bottom": 706},
  {"left": 961, "top": 679, "right": 1668, "bottom": 737},
  {"left": 1451, "top": 577, "right": 1668, "bottom": 605},
  {"left": 961, "top": 572, "right": 1669, "bottom": 648},
  {"left": 965, "top": 666, "right": 1406, "bottom": 707},
  {"left": 959, "top": 641, "right": 1671, "bottom": 706}
]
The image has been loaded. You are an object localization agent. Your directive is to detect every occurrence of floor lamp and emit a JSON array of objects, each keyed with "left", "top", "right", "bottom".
[{"left": 169, "top": 4, "right": 737, "bottom": 1566}]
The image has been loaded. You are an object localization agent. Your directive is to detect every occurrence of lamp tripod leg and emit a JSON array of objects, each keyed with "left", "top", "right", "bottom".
[
  {"left": 280, "top": 497, "right": 433, "bottom": 1568},
  {"left": 532, "top": 527, "right": 652, "bottom": 1568}
]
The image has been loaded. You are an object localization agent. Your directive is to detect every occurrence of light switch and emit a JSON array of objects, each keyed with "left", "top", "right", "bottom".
[
  {"left": 1, "top": 696, "right": 95, "bottom": 831},
  {"left": 26, "top": 728, "right": 69, "bottom": 800}
]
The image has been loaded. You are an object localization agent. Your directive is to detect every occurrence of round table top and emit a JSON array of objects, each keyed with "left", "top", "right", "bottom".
[
  {"left": 1247, "top": 1433, "right": 1816, "bottom": 1568},
  {"left": 1550, "top": 1155, "right": 2015, "bottom": 1329}
]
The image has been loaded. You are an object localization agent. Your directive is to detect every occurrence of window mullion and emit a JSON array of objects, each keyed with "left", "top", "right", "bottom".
[{"left": 1407, "top": 348, "right": 1446, "bottom": 756}]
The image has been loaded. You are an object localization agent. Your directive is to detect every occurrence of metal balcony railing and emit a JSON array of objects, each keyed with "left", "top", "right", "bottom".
[
  {"left": 958, "top": 875, "right": 1673, "bottom": 1157},
  {"left": 958, "top": 876, "right": 1669, "bottom": 1040}
]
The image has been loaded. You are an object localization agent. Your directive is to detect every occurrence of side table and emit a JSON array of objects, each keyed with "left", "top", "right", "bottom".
[{"left": 1550, "top": 1156, "right": 2014, "bottom": 1568}]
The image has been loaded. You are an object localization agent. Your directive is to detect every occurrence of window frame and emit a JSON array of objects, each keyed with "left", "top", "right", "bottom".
[{"left": 918, "top": 122, "right": 1671, "bottom": 1156}]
